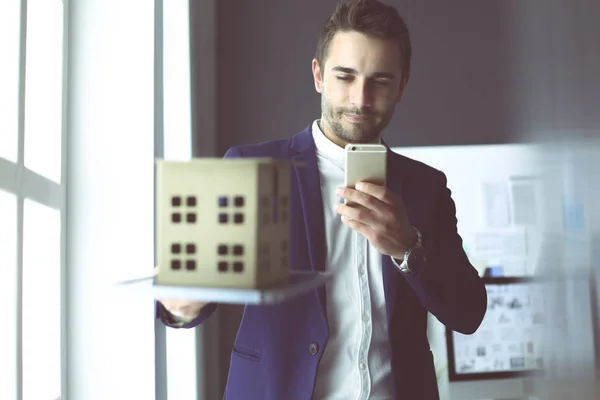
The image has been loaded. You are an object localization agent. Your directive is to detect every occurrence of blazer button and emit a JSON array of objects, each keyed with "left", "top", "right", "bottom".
[{"left": 309, "top": 342, "right": 319, "bottom": 356}]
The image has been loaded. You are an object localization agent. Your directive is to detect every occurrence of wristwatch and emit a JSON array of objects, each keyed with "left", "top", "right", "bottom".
[{"left": 397, "top": 227, "right": 426, "bottom": 275}]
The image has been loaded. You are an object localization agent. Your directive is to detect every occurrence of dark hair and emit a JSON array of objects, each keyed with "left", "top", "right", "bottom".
[{"left": 315, "top": 0, "right": 412, "bottom": 82}]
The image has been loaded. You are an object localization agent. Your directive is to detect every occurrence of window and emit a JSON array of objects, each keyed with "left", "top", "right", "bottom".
[
  {"left": 23, "top": 0, "right": 64, "bottom": 183},
  {"left": 0, "top": 190, "right": 17, "bottom": 400},
  {"left": 161, "top": 1, "right": 214, "bottom": 398},
  {"left": 22, "top": 199, "right": 61, "bottom": 400},
  {"left": 0, "top": 0, "right": 21, "bottom": 163},
  {"left": 0, "top": 1, "right": 66, "bottom": 399}
]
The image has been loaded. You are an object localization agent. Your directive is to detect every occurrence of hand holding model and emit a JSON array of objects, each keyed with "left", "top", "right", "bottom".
[{"left": 154, "top": 266, "right": 208, "bottom": 320}]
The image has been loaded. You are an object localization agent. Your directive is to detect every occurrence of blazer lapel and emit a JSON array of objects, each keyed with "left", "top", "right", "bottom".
[{"left": 291, "top": 127, "right": 328, "bottom": 317}]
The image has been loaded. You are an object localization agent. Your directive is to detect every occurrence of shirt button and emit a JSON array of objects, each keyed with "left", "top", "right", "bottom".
[
  {"left": 360, "top": 362, "right": 366, "bottom": 370},
  {"left": 362, "top": 313, "right": 369, "bottom": 322},
  {"left": 358, "top": 268, "right": 365, "bottom": 275},
  {"left": 309, "top": 342, "right": 319, "bottom": 356}
]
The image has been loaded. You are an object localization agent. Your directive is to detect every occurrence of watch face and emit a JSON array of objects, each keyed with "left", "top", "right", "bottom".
[{"left": 407, "top": 245, "right": 425, "bottom": 274}]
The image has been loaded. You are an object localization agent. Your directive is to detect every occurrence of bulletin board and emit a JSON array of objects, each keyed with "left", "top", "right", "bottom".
[{"left": 446, "top": 277, "right": 546, "bottom": 381}]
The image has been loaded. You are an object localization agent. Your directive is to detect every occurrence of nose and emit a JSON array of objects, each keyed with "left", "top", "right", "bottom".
[{"left": 350, "top": 79, "right": 372, "bottom": 109}]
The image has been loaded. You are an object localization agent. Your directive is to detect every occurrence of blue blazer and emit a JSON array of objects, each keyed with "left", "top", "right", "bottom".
[{"left": 160, "top": 124, "right": 487, "bottom": 400}]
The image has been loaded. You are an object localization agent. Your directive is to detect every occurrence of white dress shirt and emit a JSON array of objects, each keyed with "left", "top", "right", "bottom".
[{"left": 311, "top": 120, "right": 395, "bottom": 400}]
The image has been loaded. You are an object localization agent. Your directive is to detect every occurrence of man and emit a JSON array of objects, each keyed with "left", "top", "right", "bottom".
[{"left": 157, "top": 0, "right": 487, "bottom": 398}]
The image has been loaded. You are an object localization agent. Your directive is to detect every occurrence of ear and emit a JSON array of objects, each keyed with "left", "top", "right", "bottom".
[
  {"left": 395, "top": 73, "right": 410, "bottom": 103},
  {"left": 312, "top": 58, "right": 323, "bottom": 93}
]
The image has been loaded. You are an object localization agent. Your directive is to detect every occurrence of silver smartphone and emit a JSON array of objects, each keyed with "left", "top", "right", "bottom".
[{"left": 344, "top": 143, "right": 387, "bottom": 205}]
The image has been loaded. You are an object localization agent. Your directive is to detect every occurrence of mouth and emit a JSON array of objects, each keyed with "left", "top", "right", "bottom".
[{"left": 344, "top": 113, "right": 373, "bottom": 123}]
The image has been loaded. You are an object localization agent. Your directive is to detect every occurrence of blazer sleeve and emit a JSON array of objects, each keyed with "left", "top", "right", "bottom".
[
  {"left": 402, "top": 171, "right": 487, "bottom": 335},
  {"left": 155, "top": 146, "right": 245, "bottom": 329}
]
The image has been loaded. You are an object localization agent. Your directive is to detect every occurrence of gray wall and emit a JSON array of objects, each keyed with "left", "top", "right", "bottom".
[
  {"left": 211, "top": 0, "right": 600, "bottom": 154},
  {"left": 505, "top": 0, "right": 600, "bottom": 142},
  {"left": 214, "top": 0, "right": 515, "bottom": 154}
]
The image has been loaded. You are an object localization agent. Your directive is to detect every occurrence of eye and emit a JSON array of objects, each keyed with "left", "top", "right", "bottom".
[
  {"left": 375, "top": 79, "right": 392, "bottom": 86},
  {"left": 336, "top": 75, "right": 352, "bottom": 82}
]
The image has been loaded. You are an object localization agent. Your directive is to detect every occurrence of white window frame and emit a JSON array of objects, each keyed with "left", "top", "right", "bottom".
[
  {"left": 158, "top": 1, "right": 222, "bottom": 399},
  {"left": 0, "top": 0, "right": 68, "bottom": 399},
  {"left": 63, "top": 0, "right": 157, "bottom": 398},
  {"left": 1, "top": 1, "right": 222, "bottom": 399},
  {"left": 158, "top": 0, "right": 199, "bottom": 397}
]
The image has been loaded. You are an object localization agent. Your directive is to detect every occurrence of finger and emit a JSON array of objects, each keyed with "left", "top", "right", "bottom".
[
  {"left": 334, "top": 202, "right": 376, "bottom": 226},
  {"left": 341, "top": 215, "right": 372, "bottom": 238},
  {"left": 153, "top": 266, "right": 160, "bottom": 276},
  {"left": 337, "top": 186, "right": 382, "bottom": 210},
  {"left": 355, "top": 181, "right": 396, "bottom": 205}
]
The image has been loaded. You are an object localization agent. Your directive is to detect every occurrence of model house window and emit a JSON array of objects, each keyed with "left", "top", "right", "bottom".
[
  {"left": 186, "top": 195, "right": 196, "bottom": 207},
  {"left": 186, "top": 213, "right": 197, "bottom": 223},
  {"left": 233, "top": 213, "right": 244, "bottom": 224},
  {"left": 171, "top": 196, "right": 181, "bottom": 206},
  {"left": 233, "top": 262, "right": 244, "bottom": 273},
  {"left": 233, "top": 196, "right": 244, "bottom": 207},
  {"left": 233, "top": 244, "right": 244, "bottom": 255},
  {"left": 218, "top": 244, "right": 228, "bottom": 255},
  {"left": 170, "top": 243, "right": 197, "bottom": 271},
  {"left": 217, "top": 194, "right": 246, "bottom": 224},
  {"left": 219, "top": 213, "right": 229, "bottom": 223},
  {"left": 171, "top": 260, "right": 182, "bottom": 270},
  {"left": 216, "top": 244, "right": 246, "bottom": 273},
  {"left": 171, "top": 194, "right": 197, "bottom": 224},
  {"left": 0, "top": 1, "right": 66, "bottom": 399},
  {"left": 218, "top": 261, "right": 228, "bottom": 272},
  {"left": 185, "top": 260, "right": 196, "bottom": 271},
  {"left": 186, "top": 243, "right": 196, "bottom": 254}
]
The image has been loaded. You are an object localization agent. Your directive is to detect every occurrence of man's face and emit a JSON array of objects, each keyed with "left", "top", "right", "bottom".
[{"left": 312, "top": 30, "right": 407, "bottom": 145}]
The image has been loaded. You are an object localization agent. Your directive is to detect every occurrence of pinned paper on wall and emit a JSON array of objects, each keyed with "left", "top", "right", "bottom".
[
  {"left": 470, "top": 229, "right": 528, "bottom": 259},
  {"left": 509, "top": 176, "right": 539, "bottom": 226},
  {"left": 481, "top": 181, "right": 511, "bottom": 228},
  {"left": 466, "top": 228, "right": 530, "bottom": 275}
]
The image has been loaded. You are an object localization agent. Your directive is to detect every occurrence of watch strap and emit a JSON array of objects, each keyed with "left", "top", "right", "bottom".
[{"left": 399, "top": 227, "right": 423, "bottom": 275}]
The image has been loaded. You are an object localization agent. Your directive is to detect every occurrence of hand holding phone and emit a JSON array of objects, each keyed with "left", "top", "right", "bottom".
[{"left": 344, "top": 143, "right": 387, "bottom": 205}]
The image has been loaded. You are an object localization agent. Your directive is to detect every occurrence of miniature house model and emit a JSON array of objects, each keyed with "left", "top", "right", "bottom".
[{"left": 155, "top": 158, "right": 293, "bottom": 289}]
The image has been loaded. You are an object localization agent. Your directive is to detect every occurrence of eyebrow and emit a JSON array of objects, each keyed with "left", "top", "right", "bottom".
[{"left": 331, "top": 66, "right": 396, "bottom": 80}]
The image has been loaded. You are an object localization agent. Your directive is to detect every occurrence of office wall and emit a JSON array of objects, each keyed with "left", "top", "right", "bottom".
[
  {"left": 210, "top": 0, "right": 600, "bottom": 154},
  {"left": 214, "top": 0, "right": 514, "bottom": 154},
  {"left": 505, "top": 0, "right": 600, "bottom": 143}
]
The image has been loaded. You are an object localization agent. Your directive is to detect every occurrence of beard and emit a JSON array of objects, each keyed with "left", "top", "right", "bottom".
[{"left": 321, "top": 94, "right": 394, "bottom": 144}]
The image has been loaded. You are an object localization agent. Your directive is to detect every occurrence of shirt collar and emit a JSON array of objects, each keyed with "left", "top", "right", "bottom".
[
  {"left": 310, "top": 119, "right": 384, "bottom": 169},
  {"left": 311, "top": 120, "right": 346, "bottom": 168}
]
